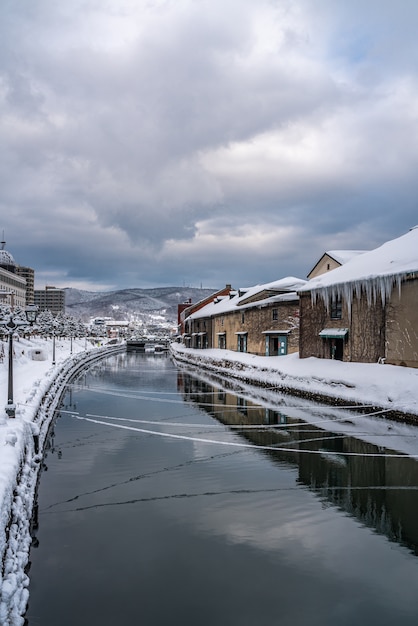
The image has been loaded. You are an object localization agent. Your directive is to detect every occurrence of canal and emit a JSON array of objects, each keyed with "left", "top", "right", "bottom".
[{"left": 25, "top": 352, "right": 418, "bottom": 625}]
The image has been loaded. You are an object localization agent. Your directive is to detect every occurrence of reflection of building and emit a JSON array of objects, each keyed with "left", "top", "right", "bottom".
[
  {"left": 34, "top": 285, "right": 65, "bottom": 315},
  {"left": 0, "top": 239, "right": 28, "bottom": 308},
  {"left": 178, "top": 369, "right": 418, "bottom": 556}
]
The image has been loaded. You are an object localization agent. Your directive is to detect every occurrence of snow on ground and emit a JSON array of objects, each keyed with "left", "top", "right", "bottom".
[{"left": 171, "top": 343, "right": 418, "bottom": 419}]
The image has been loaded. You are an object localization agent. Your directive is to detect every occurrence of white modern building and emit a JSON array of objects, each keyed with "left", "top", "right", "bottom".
[{"left": 0, "top": 243, "right": 27, "bottom": 308}]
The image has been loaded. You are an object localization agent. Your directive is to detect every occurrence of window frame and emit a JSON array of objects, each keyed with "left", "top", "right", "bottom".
[{"left": 330, "top": 296, "right": 342, "bottom": 319}]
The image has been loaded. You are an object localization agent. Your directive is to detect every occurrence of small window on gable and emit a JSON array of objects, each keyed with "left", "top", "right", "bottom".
[
  {"left": 241, "top": 312, "right": 245, "bottom": 324},
  {"left": 272, "top": 308, "right": 278, "bottom": 321},
  {"left": 330, "top": 296, "right": 342, "bottom": 319}
]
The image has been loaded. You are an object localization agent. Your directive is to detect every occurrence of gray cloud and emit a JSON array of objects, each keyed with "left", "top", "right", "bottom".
[{"left": 1, "top": 0, "right": 418, "bottom": 291}]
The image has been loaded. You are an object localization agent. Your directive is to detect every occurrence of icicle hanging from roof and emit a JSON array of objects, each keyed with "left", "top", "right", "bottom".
[
  {"left": 309, "top": 272, "right": 408, "bottom": 315},
  {"left": 300, "top": 226, "right": 418, "bottom": 318}
]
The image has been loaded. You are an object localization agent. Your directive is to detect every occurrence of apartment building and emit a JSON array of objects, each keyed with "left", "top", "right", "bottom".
[{"left": 34, "top": 285, "right": 66, "bottom": 315}]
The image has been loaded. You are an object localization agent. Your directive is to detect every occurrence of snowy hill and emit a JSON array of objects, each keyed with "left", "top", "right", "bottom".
[{"left": 64, "top": 286, "right": 217, "bottom": 324}]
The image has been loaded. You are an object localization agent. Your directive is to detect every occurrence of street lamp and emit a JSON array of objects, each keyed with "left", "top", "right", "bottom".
[
  {"left": 52, "top": 321, "right": 57, "bottom": 366},
  {"left": 0, "top": 305, "right": 38, "bottom": 418}
]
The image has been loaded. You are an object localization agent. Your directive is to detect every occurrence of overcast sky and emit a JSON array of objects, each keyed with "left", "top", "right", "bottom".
[{"left": 1, "top": 0, "right": 418, "bottom": 292}]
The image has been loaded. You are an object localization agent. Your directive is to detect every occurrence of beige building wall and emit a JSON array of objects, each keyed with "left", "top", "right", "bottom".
[
  {"left": 385, "top": 277, "right": 418, "bottom": 368},
  {"left": 307, "top": 254, "right": 342, "bottom": 280}
]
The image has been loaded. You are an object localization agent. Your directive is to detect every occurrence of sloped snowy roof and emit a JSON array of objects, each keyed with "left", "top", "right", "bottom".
[
  {"left": 181, "top": 285, "right": 233, "bottom": 316},
  {"left": 326, "top": 250, "right": 368, "bottom": 264},
  {"left": 188, "top": 276, "right": 306, "bottom": 320},
  {"left": 239, "top": 276, "right": 308, "bottom": 299},
  {"left": 306, "top": 249, "right": 369, "bottom": 279},
  {"left": 299, "top": 226, "right": 418, "bottom": 308}
]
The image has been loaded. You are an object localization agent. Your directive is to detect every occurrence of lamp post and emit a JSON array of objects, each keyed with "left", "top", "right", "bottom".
[
  {"left": 52, "top": 321, "right": 57, "bottom": 366},
  {"left": 0, "top": 305, "right": 38, "bottom": 419}
]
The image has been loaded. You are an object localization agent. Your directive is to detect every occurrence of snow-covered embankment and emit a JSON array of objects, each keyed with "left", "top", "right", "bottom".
[
  {"left": 170, "top": 343, "right": 418, "bottom": 423},
  {"left": 0, "top": 343, "right": 124, "bottom": 626}
]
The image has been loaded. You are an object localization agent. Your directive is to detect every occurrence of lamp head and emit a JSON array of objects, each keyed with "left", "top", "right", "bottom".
[{"left": 25, "top": 304, "right": 38, "bottom": 324}]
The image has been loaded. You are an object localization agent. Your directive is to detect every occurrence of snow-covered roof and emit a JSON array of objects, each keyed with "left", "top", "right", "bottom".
[
  {"left": 239, "top": 276, "right": 308, "bottom": 299},
  {"left": 299, "top": 226, "right": 418, "bottom": 307},
  {"left": 187, "top": 276, "right": 306, "bottom": 320},
  {"left": 326, "top": 250, "right": 368, "bottom": 264},
  {"left": 306, "top": 249, "right": 369, "bottom": 279},
  {"left": 185, "top": 284, "right": 232, "bottom": 310}
]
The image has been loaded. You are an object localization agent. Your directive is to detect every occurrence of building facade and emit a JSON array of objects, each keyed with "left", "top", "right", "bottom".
[
  {"left": 298, "top": 227, "right": 418, "bottom": 368},
  {"left": 34, "top": 286, "right": 66, "bottom": 315},
  {"left": 16, "top": 266, "right": 35, "bottom": 305},
  {"left": 180, "top": 285, "right": 232, "bottom": 338},
  {"left": 0, "top": 267, "right": 27, "bottom": 308},
  {"left": 212, "top": 296, "right": 301, "bottom": 356},
  {"left": 298, "top": 291, "right": 386, "bottom": 363},
  {"left": 0, "top": 242, "right": 28, "bottom": 308},
  {"left": 178, "top": 284, "right": 232, "bottom": 338},
  {"left": 307, "top": 250, "right": 368, "bottom": 280},
  {"left": 184, "top": 278, "right": 306, "bottom": 356}
]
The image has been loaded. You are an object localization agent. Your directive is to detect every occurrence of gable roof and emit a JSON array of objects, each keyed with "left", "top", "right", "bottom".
[
  {"left": 187, "top": 276, "right": 306, "bottom": 320},
  {"left": 326, "top": 250, "right": 368, "bottom": 265},
  {"left": 181, "top": 284, "right": 232, "bottom": 319},
  {"left": 307, "top": 250, "right": 368, "bottom": 279},
  {"left": 299, "top": 226, "right": 418, "bottom": 307}
]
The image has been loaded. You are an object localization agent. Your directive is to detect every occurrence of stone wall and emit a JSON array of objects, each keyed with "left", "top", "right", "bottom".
[
  {"left": 212, "top": 300, "right": 300, "bottom": 355},
  {"left": 299, "top": 292, "right": 385, "bottom": 363},
  {"left": 386, "top": 277, "right": 418, "bottom": 367}
]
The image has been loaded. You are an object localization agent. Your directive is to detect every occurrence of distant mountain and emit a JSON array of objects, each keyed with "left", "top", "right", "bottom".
[{"left": 64, "top": 286, "right": 218, "bottom": 327}]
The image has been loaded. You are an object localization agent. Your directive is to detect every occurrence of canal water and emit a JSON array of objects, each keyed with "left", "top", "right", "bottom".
[{"left": 25, "top": 352, "right": 418, "bottom": 625}]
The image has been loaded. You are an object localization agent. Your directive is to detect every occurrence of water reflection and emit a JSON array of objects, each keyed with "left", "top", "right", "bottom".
[
  {"left": 178, "top": 371, "right": 418, "bottom": 556},
  {"left": 25, "top": 353, "right": 418, "bottom": 626}
]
